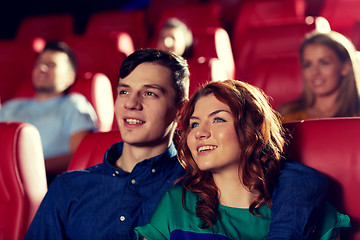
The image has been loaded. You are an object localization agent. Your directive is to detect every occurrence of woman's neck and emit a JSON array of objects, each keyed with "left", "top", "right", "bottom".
[
  {"left": 306, "top": 92, "right": 340, "bottom": 118},
  {"left": 212, "top": 172, "right": 257, "bottom": 209}
]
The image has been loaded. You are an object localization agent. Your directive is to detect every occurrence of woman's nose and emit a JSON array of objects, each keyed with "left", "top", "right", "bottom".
[{"left": 195, "top": 124, "right": 211, "bottom": 140}]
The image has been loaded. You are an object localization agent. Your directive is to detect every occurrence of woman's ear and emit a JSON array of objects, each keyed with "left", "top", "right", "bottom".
[{"left": 341, "top": 60, "right": 352, "bottom": 76}]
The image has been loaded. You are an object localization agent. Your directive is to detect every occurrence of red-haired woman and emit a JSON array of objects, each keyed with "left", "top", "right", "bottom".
[{"left": 136, "top": 80, "right": 350, "bottom": 239}]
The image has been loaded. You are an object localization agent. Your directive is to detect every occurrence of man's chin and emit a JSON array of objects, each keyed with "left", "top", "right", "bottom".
[{"left": 34, "top": 87, "right": 55, "bottom": 94}]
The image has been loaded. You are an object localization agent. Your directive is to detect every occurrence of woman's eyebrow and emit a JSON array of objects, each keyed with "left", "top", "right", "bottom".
[{"left": 190, "top": 109, "right": 230, "bottom": 120}]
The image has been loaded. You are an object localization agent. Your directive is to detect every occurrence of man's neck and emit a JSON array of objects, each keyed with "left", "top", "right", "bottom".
[
  {"left": 35, "top": 92, "right": 63, "bottom": 102},
  {"left": 115, "top": 141, "right": 171, "bottom": 173}
]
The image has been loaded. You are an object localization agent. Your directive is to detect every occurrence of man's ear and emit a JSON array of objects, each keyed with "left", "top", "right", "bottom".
[{"left": 175, "top": 100, "right": 187, "bottom": 123}]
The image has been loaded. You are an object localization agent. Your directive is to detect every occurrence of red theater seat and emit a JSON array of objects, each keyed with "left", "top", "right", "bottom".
[
  {"left": 63, "top": 35, "right": 126, "bottom": 98},
  {"left": 250, "top": 55, "right": 303, "bottom": 109},
  {"left": 283, "top": 118, "right": 360, "bottom": 239},
  {"left": 85, "top": 10, "right": 147, "bottom": 50},
  {"left": 16, "top": 14, "right": 74, "bottom": 42},
  {"left": 154, "top": 2, "right": 222, "bottom": 34},
  {"left": 67, "top": 130, "right": 122, "bottom": 171},
  {"left": 0, "top": 40, "right": 28, "bottom": 104},
  {"left": 191, "top": 28, "right": 235, "bottom": 79},
  {"left": 234, "top": 17, "right": 318, "bottom": 82},
  {"left": 0, "top": 122, "right": 47, "bottom": 240},
  {"left": 188, "top": 58, "right": 228, "bottom": 97},
  {"left": 232, "top": 0, "right": 306, "bottom": 59},
  {"left": 320, "top": 0, "right": 360, "bottom": 38}
]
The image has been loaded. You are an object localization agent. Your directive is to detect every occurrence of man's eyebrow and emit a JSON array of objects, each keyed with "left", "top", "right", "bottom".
[
  {"left": 117, "top": 83, "right": 166, "bottom": 93},
  {"left": 143, "top": 84, "right": 166, "bottom": 93},
  {"left": 117, "top": 83, "right": 129, "bottom": 88},
  {"left": 190, "top": 109, "right": 231, "bottom": 120}
]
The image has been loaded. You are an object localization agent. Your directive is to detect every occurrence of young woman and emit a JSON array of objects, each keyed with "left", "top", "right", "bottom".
[
  {"left": 279, "top": 30, "right": 360, "bottom": 122},
  {"left": 135, "top": 80, "right": 350, "bottom": 239}
]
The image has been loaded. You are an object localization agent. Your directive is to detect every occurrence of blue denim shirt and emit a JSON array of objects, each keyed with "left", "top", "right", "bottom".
[
  {"left": 26, "top": 143, "right": 327, "bottom": 240},
  {"left": 267, "top": 160, "right": 328, "bottom": 240},
  {"left": 25, "top": 142, "right": 186, "bottom": 240}
]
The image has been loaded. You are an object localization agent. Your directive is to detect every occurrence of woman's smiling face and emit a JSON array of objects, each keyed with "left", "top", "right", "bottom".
[{"left": 186, "top": 94, "right": 242, "bottom": 174}]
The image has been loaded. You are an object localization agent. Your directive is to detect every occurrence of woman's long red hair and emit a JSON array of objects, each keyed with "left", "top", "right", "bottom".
[{"left": 177, "top": 80, "right": 286, "bottom": 229}]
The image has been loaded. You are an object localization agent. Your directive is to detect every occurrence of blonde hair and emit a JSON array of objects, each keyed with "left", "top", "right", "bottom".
[{"left": 280, "top": 30, "right": 360, "bottom": 117}]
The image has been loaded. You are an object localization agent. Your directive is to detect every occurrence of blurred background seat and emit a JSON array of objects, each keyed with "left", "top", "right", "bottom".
[
  {"left": 67, "top": 130, "right": 122, "bottom": 171},
  {"left": 0, "top": 122, "right": 47, "bottom": 240},
  {"left": 16, "top": 13, "right": 75, "bottom": 42},
  {"left": 84, "top": 10, "right": 147, "bottom": 50},
  {"left": 234, "top": 16, "right": 328, "bottom": 82},
  {"left": 232, "top": 0, "right": 306, "bottom": 57},
  {"left": 283, "top": 118, "right": 360, "bottom": 239},
  {"left": 250, "top": 55, "right": 303, "bottom": 109}
]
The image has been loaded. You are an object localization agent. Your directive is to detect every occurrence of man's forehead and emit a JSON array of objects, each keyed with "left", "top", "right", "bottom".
[{"left": 119, "top": 63, "right": 172, "bottom": 88}]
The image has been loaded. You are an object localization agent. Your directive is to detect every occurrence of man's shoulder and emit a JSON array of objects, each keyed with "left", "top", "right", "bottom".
[
  {"left": 56, "top": 163, "right": 106, "bottom": 182},
  {"left": 1, "top": 98, "right": 32, "bottom": 109},
  {"left": 62, "top": 93, "right": 89, "bottom": 105},
  {"left": 278, "top": 159, "right": 328, "bottom": 189}
]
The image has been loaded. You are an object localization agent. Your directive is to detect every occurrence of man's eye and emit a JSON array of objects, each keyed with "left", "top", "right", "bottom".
[
  {"left": 145, "top": 92, "right": 158, "bottom": 97},
  {"left": 119, "top": 90, "right": 128, "bottom": 95},
  {"left": 190, "top": 122, "right": 199, "bottom": 129}
]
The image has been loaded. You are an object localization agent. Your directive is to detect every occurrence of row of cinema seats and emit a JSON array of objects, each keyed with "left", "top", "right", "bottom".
[
  {"left": 3, "top": 0, "right": 360, "bottom": 112},
  {"left": 1, "top": 118, "right": 360, "bottom": 239}
]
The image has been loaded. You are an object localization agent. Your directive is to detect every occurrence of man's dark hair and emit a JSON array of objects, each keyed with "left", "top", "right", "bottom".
[
  {"left": 119, "top": 48, "right": 190, "bottom": 105},
  {"left": 42, "top": 41, "right": 77, "bottom": 74}
]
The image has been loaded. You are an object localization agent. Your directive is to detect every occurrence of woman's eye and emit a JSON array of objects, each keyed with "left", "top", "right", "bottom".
[
  {"left": 190, "top": 122, "right": 199, "bottom": 129},
  {"left": 214, "top": 117, "right": 225, "bottom": 123},
  {"left": 320, "top": 60, "right": 330, "bottom": 66},
  {"left": 302, "top": 62, "right": 311, "bottom": 69}
]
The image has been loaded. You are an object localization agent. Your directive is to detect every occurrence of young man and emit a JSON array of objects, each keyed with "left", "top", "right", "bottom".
[
  {"left": 25, "top": 49, "right": 327, "bottom": 239},
  {"left": 0, "top": 41, "right": 98, "bottom": 183}
]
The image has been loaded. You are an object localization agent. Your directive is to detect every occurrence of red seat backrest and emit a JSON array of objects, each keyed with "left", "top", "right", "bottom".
[
  {"left": 234, "top": 17, "right": 317, "bottom": 82},
  {"left": 0, "top": 122, "right": 47, "bottom": 240},
  {"left": 283, "top": 118, "right": 360, "bottom": 239},
  {"left": 232, "top": 0, "right": 306, "bottom": 59},
  {"left": 85, "top": 10, "right": 147, "bottom": 50},
  {"left": 187, "top": 58, "right": 228, "bottom": 97},
  {"left": 320, "top": 0, "right": 360, "bottom": 38},
  {"left": 63, "top": 35, "right": 126, "bottom": 98},
  {"left": 250, "top": 55, "right": 303, "bottom": 109},
  {"left": 0, "top": 40, "right": 28, "bottom": 104},
  {"left": 154, "top": 2, "right": 222, "bottom": 34},
  {"left": 16, "top": 14, "right": 74, "bottom": 42},
  {"left": 191, "top": 28, "right": 235, "bottom": 79},
  {"left": 67, "top": 130, "right": 122, "bottom": 171}
]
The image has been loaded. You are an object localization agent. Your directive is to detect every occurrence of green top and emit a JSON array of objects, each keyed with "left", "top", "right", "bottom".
[{"left": 135, "top": 186, "right": 351, "bottom": 240}]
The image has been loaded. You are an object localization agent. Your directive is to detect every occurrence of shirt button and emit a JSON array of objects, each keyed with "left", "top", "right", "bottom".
[
  {"left": 119, "top": 216, "right": 125, "bottom": 221},
  {"left": 151, "top": 169, "right": 156, "bottom": 173},
  {"left": 112, "top": 174, "right": 115, "bottom": 177},
  {"left": 131, "top": 179, "right": 136, "bottom": 184},
  {"left": 115, "top": 171, "right": 119, "bottom": 175}
]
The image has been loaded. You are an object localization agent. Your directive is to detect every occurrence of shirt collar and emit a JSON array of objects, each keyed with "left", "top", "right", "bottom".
[{"left": 103, "top": 141, "right": 178, "bottom": 174}]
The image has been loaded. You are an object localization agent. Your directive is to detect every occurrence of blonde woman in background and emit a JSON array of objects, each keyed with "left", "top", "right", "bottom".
[{"left": 279, "top": 30, "right": 360, "bottom": 122}]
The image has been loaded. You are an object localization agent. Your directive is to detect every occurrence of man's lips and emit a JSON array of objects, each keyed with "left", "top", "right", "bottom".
[{"left": 124, "top": 118, "right": 145, "bottom": 124}]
